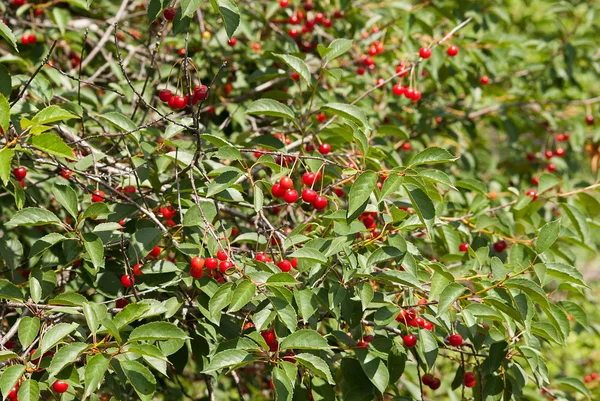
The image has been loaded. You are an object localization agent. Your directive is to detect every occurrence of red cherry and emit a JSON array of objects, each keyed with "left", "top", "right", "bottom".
[
  {"left": 205, "top": 257, "right": 218, "bottom": 269},
  {"left": 493, "top": 240, "right": 507, "bottom": 253},
  {"left": 396, "top": 62, "right": 409, "bottom": 77},
  {"left": 323, "top": 19, "right": 332, "bottom": 28},
  {"left": 357, "top": 67, "right": 365, "bottom": 75},
  {"left": 277, "top": 260, "right": 292, "bottom": 272},
  {"left": 171, "top": 96, "right": 186, "bottom": 110},
  {"left": 403, "top": 334, "right": 417, "bottom": 348},
  {"left": 271, "top": 183, "right": 287, "bottom": 198},
  {"left": 160, "top": 206, "right": 177, "bottom": 219},
  {"left": 480, "top": 75, "right": 490, "bottom": 85},
  {"left": 289, "top": 15, "right": 300, "bottom": 24},
  {"left": 115, "top": 298, "right": 129, "bottom": 308},
  {"left": 419, "top": 47, "right": 431, "bottom": 58},
  {"left": 585, "top": 115, "right": 594, "bottom": 125},
  {"left": 447, "top": 45, "right": 459, "bottom": 56},
  {"left": 228, "top": 37, "right": 237, "bottom": 46},
  {"left": 132, "top": 263, "right": 143, "bottom": 276},
  {"left": 52, "top": 380, "right": 69, "bottom": 393},
  {"left": 404, "top": 87, "right": 415, "bottom": 99},
  {"left": 191, "top": 256, "right": 205, "bottom": 269},
  {"left": 526, "top": 189, "right": 538, "bottom": 201},
  {"left": 429, "top": 378, "right": 441, "bottom": 390},
  {"left": 12, "top": 0, "right": 26, "bottom": 6},
  {"left": 302, "top": 188, "right": 317, "bottom": 202},
  {"left": 459, "top": 243, "right": 469, "bottom": 252},
  {"left": 333, "top": 10, "right": 343, "bottom": 18},
  {"left": 448, "top": 334, "right": 463, "bottom": 346},
  {"left": 422, "top": 374, "right": 434, "bottom": 386},
  {"left": 412, "top": 90, "right": 422, "bottom": 101},
  {"left": 149, "top": 245, "right": 161, "bottom": 258},
  {"left": 256, "top": 253, "right": 268, "bottom": 262},
  {"left": 279, "top": 176, "right": 293, "bottom": 190},
  {"left": 302, "top": 172, "right": 317, "bottom": 186},
  {"left": 279, "top": 0, "right": 289, "bottom": 7},
  {"left": 219, "top": 260, "right": 233, "bottom": 274},
  {"left": 334, "top": 187, "right": 345, "bottom": 197},
  {"left": 217, "top": 250, "right": 228, "bottom": 261},
  {"left": 290, "top": 258, "right": 298, "bottom": 269},
  {"left": 8, "top": 386, "right": 19, "bottom": 399},
  {"left": 291, "top": 72, "right": 300, "bottom": 81},
  {"left": 531, "top": 176, "right": 539, "bottom": 186},
  {"left": 554, "top": 148, "right": 565, "bottom": 157},
  {"left": 546, "top": 163, "right": 556, "bottom": 172},
  {"left": 167, "top": 96, "right": 178, "bottom": 109},
  {"left": 463, "top": 372, "right": 476, "bottom": 388},
  {"left": 318, "top": 143, "right": 331, "bottom": 154},
  {"left": 91, "top": 190, "right": 105, "bottom": 203},
  {"left": 61, "top": 169, "right": 73, "bottom": 179},
  {"left": 402, "top": 142, "right": 411, "bottom": 151},
  {"left": 123, "top": 185, "right": 136, "bottom": 194},
  {"left": 288, "top": 28, "right": 299, "bottom": 38},
  {"left": 526, "top": 152, "right": 536, "bottom": 161},
  {"left": 13, "top": 167, "right": 27, "bottom": 180},
  {"left": 392, "top": 83, "right": 405, "bottom": 96},
  {"left": 283, "top": 189, "right": 299, "bottom": 203},
  {"left": 544, "top": 150, "right": 553, "bottom": 159},
  {"left": 121, "top": 274, "right": 133, "bottom": 288},
  {"left": 163, "top": 8, "right": 175, "bottom": 21},
  {"left": 422, "top": 320, "right": 433, "bottom": 330},
  {"left": 312, "top": 196, "right": 328, "bottom": 210}
]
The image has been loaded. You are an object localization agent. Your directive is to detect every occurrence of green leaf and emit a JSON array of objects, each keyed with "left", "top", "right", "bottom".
[
  {"left": 0, "top": 365, "right": 25, "bottom": 400},
  {"left": 324, "top": 38, "right": 353, "bottom": 61},
  {"left": 127, "top": 227, "right": 162, "bottom": 262},
  {"left": 204, "top": 349, "right": 255, "bottom": 372},
  {"left": 273, "top": 367, "right": 294, "bottom": 401},
  {"left": 51, "top": 184, "right": 79, "bottom": 219},
  {"left": 320, "top": 103, "right": 368, "bottom": 128},
  {"left": 48, "top": 342, "right": 89, "bottom": 378},
  {"left": 267, "top": 273, "right": 299, "bottom": 287},
  {"left": 280, "top": 329, "right": 329, "bottom": 350},
  {"left": 288, "top": 248, "right": 327, "bottom": 264},
  {"left": 99, "top": 111, "right": 137, "bottom": 131},
  {"left": 505, "top": 278, "right": 549, "bottom": 309},
  {"left": 6, "top": 207, "right": 62, "bottom": 228},
  {"left": 347, "top": 170, "right": 378, "bottom": 221},
  {"left": 406, "top": 187, "right": 435, "bottom": 232},
  {"left": 295, "top": 353, "right": 335, "bottom": 384},
  {"left": 16, "top": 380, "right": 38, "bottom": 401},
  {"left": 18, "top": 316, "right": 40, "bottom": 349},
  {"left": 246, "top": 99, "right": 295, "bottom": 120},
  {"left": 271, "top": 297, "right": 298, "bottom": 332},
  {"left": 208, "top": 282, "right": 234, "bottom": 323},
  {"left": 0, "top": 350, "right": 17, "bottom": 363},
  {"left": 0, "top": 237, "right": 23, "bottom": 270},
  {"left": 408, "top": 147, "right": 458, "bottom": 167},
  {"left": 355, "top": 349, "right": 390, "bottom": 394},
  {"left": 536, "top": 219, "right": 560, "bottom": 254},
  {"left": 0, "top": 20, "right": 18, "bottom": 52},
  {"left": 0, "top": 279, "right": 24, "bottom": 301},
  {"left": 436, "top": 283, "right": 466, "bottom": 316},
  {"left": 129, "top": 322, "right": 189, "bottom": 341},
  {"left": 31, "top": 133, "right": 74, "bottom": 159},
  {"left": 0, "top": 93, "right": 9, "bottom": 133},
  {"left": 51, "top": 7, "right": 70, "bottom": 35},
  {"left": 147, "top": 0, "right": 169, "bottom": 21},
  {"left": 82, "top": 354, "right": 110, "bottom": 400},
  {"left": 545, "top": 262, "right": 586, "bottom": 287},
  {"left": 82, "top": 233, "right": 105, "bottom": 269},
  {"left": 0, "top": 65, "right": 10, "bottom": 97},
  {"left": 207, "top": 169, "right": 243, "bottom": 197},
  {"left": 274, "top": 54, "right": 311, "bottom": 85},
  {"left": 31, "top": 105, "right": 77, "bottom": 125},
  {"left": 555, "top": 377, "right": 591, "bottom": 399},
  {"left": 121, "top": 360, "right": 157, "bottom": 401},
  {"left": 0, "top": 147, "right": 14, "bottom": 186},
  {"left": 228, "top": 280, "right": 256, "bottom": 312},
  {"left": 39, "top": 323, "right": 79, "bottom": 356},
  {"left": 180, "top": 0, "right": 202, "bottom": 18},
  {"left": 537, "top": 173, "right": 560, "bottom": 194},
  {"left": 210, "top": 0, "right": 240, "bottom": 39}
]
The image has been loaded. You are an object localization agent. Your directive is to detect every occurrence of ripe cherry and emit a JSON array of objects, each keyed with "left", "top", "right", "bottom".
[
  {"left": 480, "top": 75, "right": 490, "bottom": 85},
  {"left": 554, "top": 148, "right": 565, "bottom": 157},
  {"left": 302, "top": 172, "right": 318, "bottom": 186},
  {"left": 302, "top": 188, "right": 317, "bottom": 202},
  {"left": 115, "top": 298, "right": 129, "bottom": 308},
  {"left": 279, "top": 0, "right": 289, "bottom": 7},
  {"left": 403, "top": 334, "right": 417, "bottom": 348},
  {"left": 404, "top": 87, "right": 415, "bottom": 99},
  {"left": 547, "top": 163, "right": 556, "bottom": 172},
  {"left": 228, "top": 37, "right": 237, "bottom": 46},
  {"left": 319, "top": 143, "right": 331, "bottom": 154},
  {"left": 148, "top": 246, "right": 161, "bottom": 258},
  {"left": 7, "top": 386, "right": 18, "bottom": 399},
  {"left": 291, "top": 258, "right": 298, "bottom": 269},
  {"left": 132, "top": 263, "right": 143, "bottom": 276},
  {"left": 216, "top": 250, "right": 228, "bottom": 261},
  {"left": 163, "top": 8, "right": 175, "bottom": 21},
  {"left": 219, "top": 260, "right": 233, "bottom": 274},
  {"left": 271, "top": 183, "right": 287, "bottom": 198},
  {"left": 447, "top": 45, "right": 459, "bottom": 56},
  {"left": 277, "top": 260, "right": 292, "bottom": 272},
  {"left": 402, "top": 142, "right": 411, "bottom": 151},
  {"left": 448, "top": 334, "right": 463, "bottom": 346},
  {"left": 357, "top": 67, "right": 365, "bottom": 75},
  {"left": 422, "top": 374, "right": 434, "bottom": 386},
  {"left": 429, "top": 378, "right": 441, "bottom": 390},
  {"left": 463, "top": 372, "right": 476, "bottom": 387},
  {"left": 317, "top": 113, "right": 327, "bottom": 123},
  {"left": 493, "top": 240, "right": 507, "bottom": 253},
  {"left": 191, "top": 256, "right": 205, "bottom": 270},
  {"left": 585, "top": 115, "right": 594, "bottom": 125},
  {"left": 13, "top": 167, "right": 27, "bottom": 180},
  {"left": 392, "top": 83, "right": 405, "bottom": 96},
  {"left": 419, "top": 47, "right": 431, "bottom": 58},
  {"left": 323, "top": 19, "right": 332, "bottom": 28},
  {"left": 291, "top": 72, "right": 300, "bottom": 81},
  {"left": 312, "top": 196, "right": 328, "bottom": 210},
  {"left": 121, "top": 274, "right": 133, "bottom": 288},
  {"left": 12, "top": 0, "right": 25, "bottom": 6},
  {"left": 526, "top": 152, "right": 536, "bottom": 161},
  {"left": 526, "top": 189, "right": 538, "bottom": 201},
  {"left": 459, "top": 243, "right": 469, "bottom": 252},
  {"left": 280, "top": 176, "right": 293, "bottom": 190},
  {"left": 422, "top": 320, "right": 433, "bottom": 330},
  {"left": 283, "top": 189, "right": 299, "bottom": 203},
  {"left": 61, "top": 169, "right": 73, "bottom": 179},
  {"left": 412, "top": 90, "right": 422, "bottom": 101},
  {"left": 544, "top": 150, "right": 553, "bottom": 159},
  {"left": 91, "top": 190, "right": 105, "bottom": 203},
  {"left": 205, "top": 257, "right": 218, "bottom": 270},
  {"left": 288, "top": 28, "right": 299, "bottom": 38},
  {"left": 53, "top": 380, "right": 69, "bottom": 393},
  {"left": 396, "top": 62, "right": 409, "bottom": 77},
  {"left": 161, "top": 206, "right": 176, "bottom": 219}
]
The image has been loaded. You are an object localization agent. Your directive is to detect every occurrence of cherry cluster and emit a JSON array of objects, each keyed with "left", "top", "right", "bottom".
[
  {"left": 20, "top": 33, "right": 37, "bottom": 45},
  {"left": 158, "top": 85, "right": 208, "bottom": 111}
]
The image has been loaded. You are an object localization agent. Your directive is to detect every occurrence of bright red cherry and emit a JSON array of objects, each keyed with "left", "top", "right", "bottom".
[
  {"left": 91, "top": 190, "right": 105, "bottom": 203},
  {"left": 547, "top": 163, "right": 556, "bottom": 172},
  {"left": 392, "top": 83, "right": 405, "bottom": 96},
  {"left": 585, "top": 115, "right": 594, "bottom": 125},
  {"left": 261, "top": 330, "right": 278, "bottom": 351},
  {"left": 544, "top": 150, "right": 553, "bottom": 159},
  {"left": 12, "top": 0, "right": 26, "bottom": 6},
  {"left": 163, "top": 8, "right": 175, "bottom": 21},
  {"left": 480, "top": 75, "right": 490, "bottom": 85},
  {"left": 396, "top": 62, "right": 409, "bottom": 77},
  {"left": 419, "top": 47, "right": 431, "bottom": 58},
  {"left": 312, "top": 196, "right": 327, "bottom": 210},
  {"left": 531, "top": 176, "right": 539, "bottom": 186},
  {"left": 554, "top": 148, "right": 565, "bottom": 157},
  {"left": 160, "top": 206, "right": 176, "bottom": 219},
  {"left": 7, "top": 386, "right": 19, "bottom": 399},
  {"left": 205, "top": 257, "right": 218, "bottom": 270},
  {"left": 403, "top": 334, "right": 417, "bottom": 348},
  {"left": 463, "top": 372, "right": 476, "bottom": 388},
  {"left": 459, "top": 243, "right": 469, "bottom": 252},
  {"left": 291, "top": 72, "right": 300, "bottom": 81},
  {"left": 447, "top": 45, "right": 459, "bottom": 56},
  {"left": 357, "top": 67, "right": 365, "bottom": 75},
  {"left": 404, "top": 87, "right": 415, "bottom": 99},
  {"left": 279, "top": 0, "right": 289, "bottom": 7},
  {"left": 412, "top": 90, "right": 422, "bottom": 101},
  {"left": 290, "top": 258, "right": 298, "bottom": 269},
  {"left": 448, "top": 334, "right": 463, "bottom": 346},
  {"left": 283, "top": 189, "right": 299, "bottom": 203},
  {"left": 132, "top": 263, "right": 143, "bottom": 276},
  {"left": 52, "top": 380, "right": 69, "bottom": 393},
  {"left": 323, "top": 19, "right": 332, "bottom": 28},
  {"left": 60, "top": 169, "right": 73, "bottom": 179},
  {"left": 288, "top": 28, "right": 299, "bottom": 38},
  {"left": 402, "top": 142, "right": 411, "bottom": 151},
  {"left": 255, "top": 253, "right": 269, "bottom": 262},
  {"left": 302, "top": 188, "right": 317, "bottom": 202},
  {"left": 271, "top": 183, "right": 287, "bottom": 198},
  {"left": 170, "top": 95, "right": 185, "bottom": 110},
  {"left": 191, "top": 256, "right": 205, "bottom": 269},
  {"left": 277, "top": 260, "right": 292, "bottom": 272},
  {"left": 121, "top": 274, "right": 133, "bottom": 288},
  {"left": 526, "top": 189, "right": 538, "bottom": 201},
  {"left": 422, "top": 320, "right": 433, "bottom": 330},
  {"left": 219, "top": 260, "right": 233, "bottom": 274},
  {"left": 279, "top": 176, "right": 293, "bottom": 190},
  {"left": 318, "top": 143, "right": 331, "bottom": 154},
  {"left": 228, "top": 37, "right": 237, "bottom": 46},
  {"left": 302, "top": 172, "right": 317, "bottom": 186},
  {"left": 493, "top": 240, "right": 507, "bottom": 253},
  {"left": 217, "top": 250, "right": 228, "bottom": 261},
  {"left": 13, "top": 167, "right": 27, "bottom": 180}
]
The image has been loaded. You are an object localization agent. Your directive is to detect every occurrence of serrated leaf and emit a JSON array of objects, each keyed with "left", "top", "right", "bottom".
[
  {"left": 51, "top": 184, "right": 78, "bottom": 219},
  {"left": 6, "top": 207, "right": 62, "bottom": 228},
  {"left": 406, "top": 187, "right": 435, "bottom": 232},
  {"left": 129, "top": 322, "right": 189, "bottom": 341},
  {"left": 31, "top": 106, "right": 77, "bottom": 125},
  {"left": 288, "top": 248, "right": 327, "bottom": 264},
  {"left": 0, "top": 147, "right": 14, "bottom": 186},
  {"left": 0, "top": 94, "right": 9, "bottom": 134},
  {"left": 180, "top": 0, "right": 202, "bottom": 18},
  {"left": 82, "top": 354, "right": 110, "bottom": 400},
  {"left": 204, "top": 349, "right": 255, "bottom": 372},
  {"left": 0, "top": 20, "right": 18, "bottom": 52},
  {"left": 273, "top": 367, "right": 294, "bottom": 401},
  {"left": 294, "top": 353, "right": 335, "bottom": 384},
  {"left": 280, "top": 329, "right": 329, "bottom": 350},
  {"left": 39, "top": 323, "right": 79, "bottom": 356},
  {"left": 100, "top": 111, "right": 137, "bottom": 131},
  {"left": 408, "top": 147, "right": 458, "bottom": 167},
  {"left": 274, "top": 53, "right": 311, "bottom": 85},
  {"left": 246, "top": 99, "right": 295, "bottom": 120},
  {"left": 228, "top": 280, "right": 256, "bottom": 312},
  {"left": 17, "top": 316, "right": 40, "bottom": 349},
  {"left": 16, "top": 380, "right": 38, "bottom": 401},
  {"left": 355, "top": 349, "right": 389, "bottom": 394},
  {"left": 324, "top": 38, "right": 353, "bottom": 61},
  {"left": 436, "top": 283, "right": 466, "bottom": 316},
  {"left": 48, "top": 342, "right": 88, "bottom": 378},
  {"left": 536, "top": 219, "right": 560, "bottom": 254},
  {"left": 0, "top": 365, "right": 25, "bottom": 400},
  {"left": 347, "top": 170, "right": 377, "bottom": 221},
  {"left": 121, "top": 360, "right": 157, "bottom": 401},
  {"left": 31, "top": 133, "right": 74, "bottom": 159},
  {"left": 320, "top": 103, "right": 368, "bottom": 128},
  {"left": 211, "top": 0, "right": 239, "bottom": 39},
  {"left": 83, "top": 233, "right": 105, "bottom": 269},
  {"left": 537, "top": 173, "right": 560, "bottom": 194},
  {"left": 0, "top": 279, "right": 24, "bottom": 301}
]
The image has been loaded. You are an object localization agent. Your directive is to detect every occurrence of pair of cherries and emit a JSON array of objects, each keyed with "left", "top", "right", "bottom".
[{"left": 158, "top": 85, "right": 208, "bottom": 110}]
